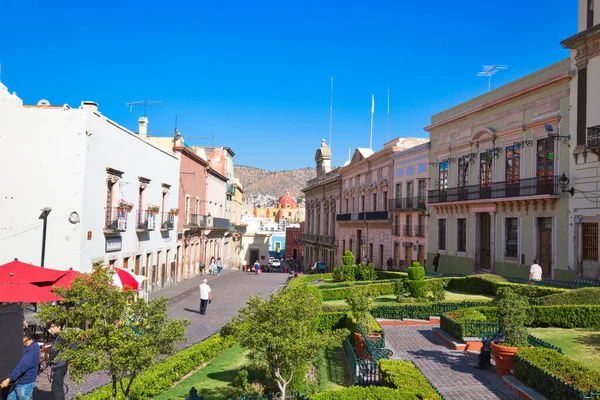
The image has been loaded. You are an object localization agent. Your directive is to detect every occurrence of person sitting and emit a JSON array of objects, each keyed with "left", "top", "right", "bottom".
[
  {"left": 474, "top": 325, "right": 506, "bottom": 370},
  {"left": 1, "top": 329, "right": 40, "bottom": 399}
]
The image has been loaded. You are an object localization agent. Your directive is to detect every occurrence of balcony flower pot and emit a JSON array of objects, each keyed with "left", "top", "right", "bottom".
[
  {"left": 118, "top": 206, "right": 125, "bottom": 213},
  {"left": 490, "top": 341, "right": 519, "bottom": 376}
]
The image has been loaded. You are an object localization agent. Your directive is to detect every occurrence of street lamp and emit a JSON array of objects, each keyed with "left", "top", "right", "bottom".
[
  {"left": 559, "top": 173, "right": 575, "bottom": 196},
  {"left": 38, "top": 207, "right": 52, "bottom": 267}
]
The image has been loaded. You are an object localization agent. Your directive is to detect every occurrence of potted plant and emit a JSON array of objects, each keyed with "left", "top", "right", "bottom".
[
  {"left": 169, "top": 208, "right": 180, "bottom": 216},
  {"left": 490, "top": 287, "right": 532, "bottom": 376},
  {"left": 346, "top": 289, "right": 378, "bottom": 357},
  {"left": 118, "top": 199, "right": 133, "bottom": 213},
  {"left": 147, "top": 205, "right": 160, "bottom": 215}
]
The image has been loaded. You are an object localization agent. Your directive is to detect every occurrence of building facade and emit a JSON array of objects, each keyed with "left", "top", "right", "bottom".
[
  {"left": 390, "top": 142, "right": 430, "bottom": 268},
  {"left": 425, "top": 59, "right": 572, "bottom": 279},
  {"left": 0, "top": 86, "right": 180, "bottom": 292},
  {"left": 204, "top": 165, "right": 230, "bottom": 265},
  {"left": 285, "top": 223, "right": 304, "bottom": 261},
  {"left": 302, "top": 140, "right": 341, "bottom": 270},
  {"left": 562, "top": 0, "right": 600, "bottom": 279}
]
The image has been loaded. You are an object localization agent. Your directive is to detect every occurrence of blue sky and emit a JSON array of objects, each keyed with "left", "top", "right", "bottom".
[{"left": 1, "top": 0, "right": 575, "bottom": 170}]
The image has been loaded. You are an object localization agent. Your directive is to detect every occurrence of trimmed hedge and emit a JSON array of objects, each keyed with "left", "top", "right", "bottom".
[
  {"left": 540, "top": 287, "right": 600, "bottom": 305},
  {"left": 376, "top": 271, "right": 408, "bottom": 280},
  {"left": 406, "top": 280, "right": 428, "bottom": 298},
  {"left": 514, "top": 347, "right": 600, "bottom": 399},
  {"left": 287, "top": 273, "right": 334, "bottom": 290},
  {"left": 445, "top": 274, "right": 567, "bottom": 297},
  {"left": 81, "top": 333, "right": 235, "bottom": 399},
  {"left": 317, "top": 279, "right": 401, "bottom": 290},
  {"left": 320, "top": 282, "right": 396, "bottom": 301},
  {"left": 370, "top": 301, "right": 492, "bottom": 320},
  {"left": 314, "top": 312, "right": 382, "bottom": 336},
  {"left": 379, "top": 360, "right": 442, "bottom": 399},
  {"left": 529, "top": 305, "right": 600, "bottom": 328},
  {"left": 408, "top": 266, "right": 425, "bottom": 281},
  {"left": 311, "top": 386, "right": 414, "bottom": 400}
]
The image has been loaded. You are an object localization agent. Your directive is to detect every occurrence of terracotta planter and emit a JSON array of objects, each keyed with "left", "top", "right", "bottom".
[
  {"left": 353, "top": 332, "right": 365, "bottom": 358},
  {"left": 490, "top": 341, "right": 519, "bottom": 376}
]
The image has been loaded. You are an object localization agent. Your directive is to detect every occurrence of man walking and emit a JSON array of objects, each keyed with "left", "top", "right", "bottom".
[
  {"left": 47, "top": 320, "right": 69, "bottom": 400},
  {"left": 216, "top": 257, "right": 223, "bottom": 277},
  {"left": 529, "top": 259, "right": 543, "bottom": 283},
  {"left": 199, "top": 279, "right": 212, "bottom": 315},
  {"left": 1, "top": 329, "right": 40, "bottom": 399},
  {"left": 433, "top": 253, "right": 441, "bottom": 273}
]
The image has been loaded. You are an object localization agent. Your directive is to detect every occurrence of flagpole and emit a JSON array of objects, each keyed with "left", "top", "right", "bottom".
[
  {"left": 329, "top": 77, "right": 334, "bottom": 154},
  {"left": 369, "top": 94, "right": 374, "bottom": 149}
]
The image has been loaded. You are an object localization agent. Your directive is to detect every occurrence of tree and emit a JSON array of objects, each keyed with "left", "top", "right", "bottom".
[
  {"left": 222, "top": 284, "right": 347, "bottom": 399},
  {"left": 38, "top": 263, "right": 189, "bottom": 400}
]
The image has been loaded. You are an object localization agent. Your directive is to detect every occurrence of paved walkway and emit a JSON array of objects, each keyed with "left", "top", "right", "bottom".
[
  {"left": 383, "top": 325, "right": 518, "bottom": 400},
  {"left": 33, "top": 269, "right": 287, "bottom": 399}
]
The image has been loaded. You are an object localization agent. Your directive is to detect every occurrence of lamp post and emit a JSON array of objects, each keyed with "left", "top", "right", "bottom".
[{"left": 38, "top": 207, "right": 52, "bottom": 267}]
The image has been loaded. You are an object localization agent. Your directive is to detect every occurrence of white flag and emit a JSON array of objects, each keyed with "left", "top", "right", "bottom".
[{"left": 371, "top": 95, "right": 375, "bottom": 114}]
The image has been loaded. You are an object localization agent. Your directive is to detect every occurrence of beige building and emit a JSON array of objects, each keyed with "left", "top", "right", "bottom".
[
  {"left": 390, "top": 141, "right": 430, "bottom": 268},
  {"left": 425, "top": 59, "right": 572, "bottom": 279},
  {"left": 562, "top": 0, "right": 600, "bottom": 279},
  {"left": 302, "top": 140, "right": 341, "bottom": 270}
]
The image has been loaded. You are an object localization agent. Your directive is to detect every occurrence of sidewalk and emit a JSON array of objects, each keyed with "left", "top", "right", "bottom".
[{"left": 149, "top": 267, "right": 236, "bottom": 303}]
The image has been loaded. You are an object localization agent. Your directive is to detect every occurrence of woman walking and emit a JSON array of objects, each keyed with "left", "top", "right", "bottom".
[{"left": 216, "top": 257, "right": 223, "bottom": 277}]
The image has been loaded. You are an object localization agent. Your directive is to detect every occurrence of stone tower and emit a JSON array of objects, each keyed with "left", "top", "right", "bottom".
[{"left": 314, "top": 139, "right": 331, "bottom": 179}]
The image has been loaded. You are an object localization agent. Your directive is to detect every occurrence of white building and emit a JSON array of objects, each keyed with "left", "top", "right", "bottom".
[{"left": 0, "top": 83, "right": 180, "bottom": 291}]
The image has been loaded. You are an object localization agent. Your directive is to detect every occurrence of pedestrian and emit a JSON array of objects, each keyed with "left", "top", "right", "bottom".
[
  {"left": 362, "top": 255, "right": 369, "bottom": 264},
  {"left": 1, "top": 328, "right": 40, "bottom": 399},
  {"left": 253, "top": 260, "right": 261, "bottom": 275},
  {"left": 433, "top": 253, "right": 441, "bottom": 273},
  {"left": 47, "top": 320, "right": 70, "bottom": 400},
  {"left": 199, "top": 279, "right": 212, "bottom": 315},
  {"left": 529, "top": 259, "right": 543, "bottom": 283},
  {"left": 209, "top": 258, "right": 217, "bottom": 275},
  {"left": 386, "top": 257, "right": 393, "bottom": 270},
  {"left": 216, "top": 257, "right": 223, "bottom": 277}
]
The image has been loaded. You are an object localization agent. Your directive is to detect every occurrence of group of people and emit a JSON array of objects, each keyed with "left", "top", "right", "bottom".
[
  {"left": 207, "top": 257, "right": 223, "bottom": 276},
  {"left": 2, "top": 320, "right": 68, "bottom": 400}
]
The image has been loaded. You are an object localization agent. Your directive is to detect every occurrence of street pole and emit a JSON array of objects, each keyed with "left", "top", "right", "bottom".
[{"left": 39, "top": 208, "right": 52, "bottom": 267}]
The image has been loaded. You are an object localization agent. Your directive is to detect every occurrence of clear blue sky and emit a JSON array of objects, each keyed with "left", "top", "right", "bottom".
[{"left": 0, "top": 0, "right": 575, "bottom": 170}]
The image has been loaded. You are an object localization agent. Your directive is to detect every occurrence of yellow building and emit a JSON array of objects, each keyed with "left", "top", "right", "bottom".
[{"left": 251, "top": 192, "right": 299, "bottom": 223}]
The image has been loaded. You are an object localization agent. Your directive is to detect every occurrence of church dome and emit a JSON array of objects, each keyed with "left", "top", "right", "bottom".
[{"left": 278, "top": 193, "right": 297, "bottom": 208}]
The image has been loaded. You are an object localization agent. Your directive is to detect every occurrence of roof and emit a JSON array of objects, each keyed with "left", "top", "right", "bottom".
[
  {"left": 561, "top": 23, "right": 600, "bottom": 48},
  {"left": 356, "top": 148, "right": 374, "bottom": 158}
]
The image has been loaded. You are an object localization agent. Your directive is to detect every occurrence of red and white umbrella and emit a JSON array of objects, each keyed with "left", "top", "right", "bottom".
[{"left": 111, "top": 267, "right": 146, "bottom": 291}]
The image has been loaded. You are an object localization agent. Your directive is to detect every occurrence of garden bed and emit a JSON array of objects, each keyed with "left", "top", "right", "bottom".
[
  {"left": 316, "top": 346, "right": 352, "bottom": 392},
  {"left": 527, "top": 328, "right": 600, "bottom": 371}
]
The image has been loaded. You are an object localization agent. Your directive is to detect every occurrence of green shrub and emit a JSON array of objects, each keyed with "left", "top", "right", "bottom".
[
  {"left": 376, "top": 271, "right": 408, "bottom": 280},
  {"left": 429, "top": 279, "right": 446, "bottom": 301},
  {"left": 318, "top": 279, "right": 399, "bottom": 290},
  {"left": 408, "top": 266, "right": 425, "bottom": 281},
  {"left": 540, "top": 287, "right": 600, "bottom": 305},
  {"left": 305, "top": 283, "right": 324, "bottom": 302},
  {"left": 453, "top": 308, "right": 487, "bottom": 323},
  {"left": 81, "top": 333, "right": 235, "bottom": 399},
  {"left": 320, "top": 282, "right": 396, "bottom": 301},
  {"left": 356, "top": 263, "right": 378, "bottom": 281},
  {"left": 379, "top": 359, "right": 441, "bottom": 399},
  {"left": 445, "top": 274, "right": 507, "bottom": 295},
  {"left": 514, "top": 347, "right": 600, "bottom": 398},
  {"left": 343, "top": 250, "right": 355, "bottom": 267},
  {"left": 314, "top": 312, "right": 352, "bottom": 332},
  {"left": 496, "top": 287, "right": 531, "bottom": 347},
  {"left": 346, "top": 290, "right": 374, "bottom": 334},
  {"left": 311, "top": 386, "right": 415, "bottom": 400},
  {"left": 393, "top": 280, "right": 409, "bottom": 300},
  {"left": 287, "top": 273, "right": 333, "bottom": 290},
  {"left": 529, "top": 305, "right": 600, "bottom": 328},
  {"left": 406, "top": 280, "right": 428, "bottom": 299},
  {"left": 332, "top": 264, "right": 356, "bottom": 282},
  {"left": 371, "top": 301, "right": 492, "bottom": 320}
]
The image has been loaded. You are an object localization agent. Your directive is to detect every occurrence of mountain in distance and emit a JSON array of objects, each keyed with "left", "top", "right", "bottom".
[{"left": 234, "top": 165, "right": 316, "bottom": 198}]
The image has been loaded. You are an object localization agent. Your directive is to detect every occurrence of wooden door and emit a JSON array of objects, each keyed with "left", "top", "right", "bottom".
[
  {"left": 405, "top": 246, "right": 412, "bottom": 267},
  {"left": 538, "top": 218, "right": 553, "bottom": 278},
  {"left": 135, "top": 255, "right": 141, "bottom": 275},
  {"left": 480, "top": 213, "right": 491, "bottom": 270}
]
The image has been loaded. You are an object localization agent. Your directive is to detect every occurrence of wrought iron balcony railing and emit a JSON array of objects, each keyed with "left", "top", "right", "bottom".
[
  {"left": 210, "top": 217, "right": 230, "bottom": 230},
  {"left": 587, "top": 125, "right": 600, "bottom": 149},
  {"left": 184, "top": 214, "right": 207, "bottom": 229},
  {"left": 336, "top": 211, "right": 390, "bottom": 221},
  {"left": 389, "top": 197, "right": 427, "bottom": 211},
  {"left": 393, "top": 224, "right": 401, "bottom": 236},
  {"left": 403, "top": 225, "right": 412, "bottom": 236},
  {"left": 161, "top": 213, "right": 175, "bottom": 231},
  {"left": 414, "top": 225, "right": 425, "bottom": 237},
  {"left": 105, "top": 207, "right": 128, "bottom": 232},
  {"left": 428, "top": 175, "right": 560, "bottom": 204},
  {"left": 136, "top": 210, "right": 157, "bottom": 232}
]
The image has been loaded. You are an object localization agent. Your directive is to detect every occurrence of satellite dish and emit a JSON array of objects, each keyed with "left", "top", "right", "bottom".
[{"left": 37, "top": 99, "right": 50, "bottom": 106}]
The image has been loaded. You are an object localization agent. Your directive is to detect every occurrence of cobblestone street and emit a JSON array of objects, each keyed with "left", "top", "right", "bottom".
[
  {"left": 33, "top": 269, "right": 287, "bottom": 399},
  {"left": 383, "top": 325, "right": 518, "bottom": 400}
]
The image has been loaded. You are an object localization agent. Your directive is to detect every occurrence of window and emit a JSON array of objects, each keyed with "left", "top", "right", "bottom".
[
  {"left": 406, "top": 181, "right": 414, "bottom": 208},
  {"left": 479, "top": 153, "right": 492, "bottom": 186},
  {"left": 583, "top": 223, "right": 598, "bottom": 261},
  {"left": 437, "top": 219, "right": 446, "bottom": 250},
  {"left": 346, "top": 198, "right": 349, "bottom": 213},
  {"left": 536, "top": 138, "right": 554, "bottom": 178},
  {"left": 457, "top": 218, "right": 467, "bottom": 252},
  {"left": 438, "top": 162, "right": 448, "bottom": 190},
  {"left": 505, "top": 218, "right": 518, "bottom": 258},
  {"left": 294, "top": 232, "right": 298, "bottom": 240},
  {"left": 458, "top": 156, "right": 469, "bottom": 187},
  {"left": 373, "top": 193, "right": 377, "bottom": 211},
  {"left": 417, "top": 180, "right": 426, "bottom": 205},
  {"left": 395, "top": 183, "right": 402, "bottom": 199},
  {"left": 383, "top": 191, "right": 388, "bottom": 211},
  {"left": 505, "top": 145, "right": 520, "bottom": 184},
  {"left": 342, "top": 240, "right": 346, "bottom": 254},
  {"left": 361, "top": 195, "right": 365, "bottom": 212}
]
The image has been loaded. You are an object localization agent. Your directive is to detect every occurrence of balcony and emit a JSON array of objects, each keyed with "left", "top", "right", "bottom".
[
  {"left": 210, "top": 217, "right": 230, "bottom": 230},
  {"left": 414, "top": 225, "right": 425, "bottom": 237},
  {"left": 403, "top": 225, "right": 412, "bottom": 236},
  {"left": 229, "top": 224, "right": 247, "bottom": 234},
  {"left": 393, "top": 224, "right": 401, "bottom": 236},
  {"left": 389, "top": 197, "right": 426, "bottom": 211},
  {"left": 587, "top": 125, "right": 600, "bottom": 149},
  {"left": 136, "top": 210, "right": 157, "bottom": 232},
  {"left": 160, "top": 213, "right": 175, "bottom": 231},
  {"left": 105, "top": 207, "right": 128, "bottom": 232},
  {"left": 428, "top": 175, "right": 560, "bottom": 204},
  {"left": 184, "top": 214, "right": 207, "bottom": 229},
  {"left": 227, "top": 184, "right": 236, "bottom": 195},
  {"left": 303, "top": 233, "right": 317, "bottom": 242},
  {"left": 336, "top": 211, "right": 390, "bottom": 222}
]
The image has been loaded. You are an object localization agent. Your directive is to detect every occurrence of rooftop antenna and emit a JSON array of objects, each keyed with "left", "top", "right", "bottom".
[
  {"left": 369, "top": 94, "right": 374, "bottom": 149},
  {"left": 329, "top": 77, "right": 334, "bottom": 155},
  {"left": 124, "top": 94, "right": 163, "bottom": 116},
  {"left": 386, "top": 88, "right": 390, "bottom": 141},
  {"left": 477, "top": 65, "right": 508, "bottom": 92}
]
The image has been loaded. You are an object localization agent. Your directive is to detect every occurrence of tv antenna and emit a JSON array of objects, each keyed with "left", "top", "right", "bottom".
[
  {"left": 477, "top": 65, "right": 508, "bottom": 92},
  {"left": 124, "top": 95, "right": 163, "bottom": 116}
]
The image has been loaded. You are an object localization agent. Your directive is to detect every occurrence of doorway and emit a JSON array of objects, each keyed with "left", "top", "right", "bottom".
[
  {"left": 250, "top": 249, "right": 259, "bottom": 266},
  {"left": 479, "top": 213, "right": 491, "bottom": 271},
  {"left": 405, "top": 245, "right": 412, "bottom": 267},
  {"left": 538, "top": 218, "right": 553, "bottom": 278},
  {"left": 292, "top": 248, "right": 298, "bottom": 260},
  {"left": 356, "top": 230, "right": 362, "bottom": 261},
  {"left": 379, "top": 245, "right": 384, "bottom": 270}
]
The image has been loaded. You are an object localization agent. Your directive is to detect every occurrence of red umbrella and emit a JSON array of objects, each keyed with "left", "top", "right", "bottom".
[
  {"left": 0, "top": 260, "right": 69, "bottom": 284},
  {"left": 111, "top": 267, "right": 146, "bottom": 291},
  {"left": 0, "top": 282, "right": 63, "bottom": 303},
  {"left": 35, "top": 269, "right": 82, "bottom": 290}
]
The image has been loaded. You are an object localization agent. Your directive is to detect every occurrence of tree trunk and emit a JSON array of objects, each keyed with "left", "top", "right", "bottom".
[{"left": 112, "top": 377, "right": 118, "bottom": 400}]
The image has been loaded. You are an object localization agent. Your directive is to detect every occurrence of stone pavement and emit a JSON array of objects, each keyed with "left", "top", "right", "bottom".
[
  {"left": 33, "top": 268, "right": 287, "bottom": 399},
  {"left": 383, "top": 325, "right": 518, "bottom": 400}
]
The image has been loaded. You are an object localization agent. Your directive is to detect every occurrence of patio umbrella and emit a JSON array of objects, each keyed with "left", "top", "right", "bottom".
[
  {"left": 0, "top": 282, "right": 63, "bottom": 303},
  {"left": 111, "top": 267, "right": 146, "bottom": 291},
  {"left": 0, "top": 260, "right": 69, "bottom": 284},
  {"left": 35, "top": 269, "right": 82, "bottom": 290}
]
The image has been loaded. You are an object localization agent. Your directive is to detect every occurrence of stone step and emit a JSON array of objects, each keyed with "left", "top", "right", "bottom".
[
  {"left": 502, "top": 375, "right": 547, "bottom": 400},
  {"left": 433, "top": 327, "right": 466, "bottom": 351}
]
